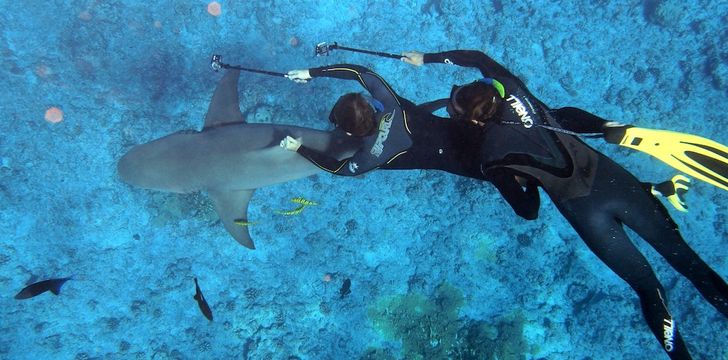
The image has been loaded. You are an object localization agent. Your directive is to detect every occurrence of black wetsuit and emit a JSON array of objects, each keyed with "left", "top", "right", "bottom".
[
  {"left": 422, "top": 50, "right": 728, "bottom": 359},
  {"left": 296, "top": 64, "right": 541, "bottom": 219}
]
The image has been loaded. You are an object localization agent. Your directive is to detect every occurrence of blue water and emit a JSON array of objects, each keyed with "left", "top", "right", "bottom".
[{"left": 1, "top": 1, "right": 726, "bottom": 359}]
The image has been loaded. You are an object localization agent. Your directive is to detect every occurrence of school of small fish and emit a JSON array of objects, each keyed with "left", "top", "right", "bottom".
[{"left": 234, "top": 196, "right": 318, "bottom": 227}]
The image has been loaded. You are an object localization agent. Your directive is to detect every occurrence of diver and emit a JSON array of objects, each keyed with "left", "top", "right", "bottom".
[
  {"left": 399, "top": 49, "right": 727, "bottom": 359},
  {"left": 283, "top": 63, "right": 541, "bottom": 219},
  {"left": 281, "top": 64, "right": 687, "bottom": 220}
]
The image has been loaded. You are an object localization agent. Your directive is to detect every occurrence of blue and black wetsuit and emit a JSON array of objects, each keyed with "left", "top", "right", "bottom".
[
  {"left": 297, "top": 64, "right": 413, "bottom": 176},
  {"left": 296, "top": 64, "right": 541, "bottom": 219},
  {"left": 423, "top": 50, "right": 728, "bottom": 360}
]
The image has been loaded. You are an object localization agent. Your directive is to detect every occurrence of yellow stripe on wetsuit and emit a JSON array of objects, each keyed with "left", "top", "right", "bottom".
[{"left": 303, "top": 154, "right": 348, "bottom": 173}]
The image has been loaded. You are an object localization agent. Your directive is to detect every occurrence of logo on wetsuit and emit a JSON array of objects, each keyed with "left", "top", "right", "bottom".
[
  {"left": 662, "top": 318, "right": 675, "bottom": 352},
  {"left": 505, "top": 95, "right": 534, "bottom": 128},
  {"left": 370, "top": 111, "right": 394, "bottom": 157},
  {"left": 348, "top": 161, "right": 359, "bottom": 174}
]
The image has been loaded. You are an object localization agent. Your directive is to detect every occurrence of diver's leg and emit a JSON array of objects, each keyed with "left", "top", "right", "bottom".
[
  {"left": 556, "top": 200, "right": 693, "bottom": 359},
  {"left": 588, "top": 154, "right": 728, "bottom": 318},
  {"left": 552, "top": 107, "right": 611, "bottom": 133},
  {"left": 618, "top": 185, "right": 728, "bottom": 318}
]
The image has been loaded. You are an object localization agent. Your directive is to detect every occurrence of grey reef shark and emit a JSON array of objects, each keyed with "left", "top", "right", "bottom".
[{"left": 117, "top": 69, "right": 359, "bottom": 249}]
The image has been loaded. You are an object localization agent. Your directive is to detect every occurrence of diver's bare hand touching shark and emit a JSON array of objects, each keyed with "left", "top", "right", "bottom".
[{"left": 281, "top": 136, "right": 302, "bottom": 151}]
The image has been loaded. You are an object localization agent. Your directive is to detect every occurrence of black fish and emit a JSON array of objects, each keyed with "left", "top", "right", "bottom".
[
  {"left": 339, "top": 278, "right": 351, "bottom": 299},
  {"left": 15, "top": 277, "right": 72, "bottom": 300},
  {"left": 193, "top": 277, "right": 213, "bottom": 321}
]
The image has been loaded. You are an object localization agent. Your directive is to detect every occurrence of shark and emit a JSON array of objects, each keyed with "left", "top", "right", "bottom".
[{"left": 117, "top": 69, "right": 360, "bottom": 249}]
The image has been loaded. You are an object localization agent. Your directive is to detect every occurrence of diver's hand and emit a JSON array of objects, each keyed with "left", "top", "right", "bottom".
[
  {"left": 280, "top": 136, "right": 302, "bottom": 151},
  {"left": 401, "top": 51, "right": 424, "bottom": 66},
  {"left": 286, "top": 69, "right": 312, "bottom": 84},
  {"left": 603, "top": 122, "right": 633, "bottom": 144}
]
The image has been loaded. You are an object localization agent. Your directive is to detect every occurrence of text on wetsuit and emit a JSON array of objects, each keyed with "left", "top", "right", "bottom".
[
  {"left": 371, "top": 112, "right": 394, "bottom": 157},
  {"left": 506, "top": 95, "right": 534, "bottom": 128},
  {"left": 663, "top": 318, "right": 675, "bottom": 352}
]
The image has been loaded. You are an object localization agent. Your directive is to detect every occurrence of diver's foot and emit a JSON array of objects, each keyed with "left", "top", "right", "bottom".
[{"left": 652, "top": 175, "right": 691, "bottom": 212}]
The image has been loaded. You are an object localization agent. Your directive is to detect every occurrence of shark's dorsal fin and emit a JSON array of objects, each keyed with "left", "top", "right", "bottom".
[
  {"left": 209, "top": 188, "right": 256, "bottom": 249},
  {"left": 204, "top": 69, "right": 245, "bottom": 130}
]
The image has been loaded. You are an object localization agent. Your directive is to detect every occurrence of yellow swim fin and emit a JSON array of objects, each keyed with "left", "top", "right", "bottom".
[
  {"left": 617, "top": 127, "right": 727, "bottom": 191},
  {"left": 651, "top": 175, "right": 691, "bottom": 212}
]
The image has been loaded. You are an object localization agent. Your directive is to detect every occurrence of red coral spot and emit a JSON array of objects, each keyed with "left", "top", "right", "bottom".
[
  {"left": 45, "top": 107, "right": 64, "bottom": 123},
  {"left": 207, "top": 2, "right": 221, "bottom": 17}
]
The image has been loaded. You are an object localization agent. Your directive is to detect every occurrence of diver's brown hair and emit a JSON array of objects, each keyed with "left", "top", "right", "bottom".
[
  {"left": 452, "top": 82, "right": 502, "bottom": 123},
  {"left": 329, "top": 93, "right": 376, "bottom": 137}
]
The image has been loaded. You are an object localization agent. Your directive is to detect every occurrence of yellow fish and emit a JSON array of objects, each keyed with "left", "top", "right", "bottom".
[
  {"left": 276, "top": 204, "right": 306, "bottom": 216},
  {"left": 291, "top": 197, "right": 318, "bottom": 206},
  {"left": 233, "top": 219, "right": 256, "bottom": 226}
]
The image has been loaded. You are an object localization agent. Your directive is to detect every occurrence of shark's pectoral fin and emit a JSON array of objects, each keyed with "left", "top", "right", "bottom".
[
  {"left": 208, "top": 188, "right": 256, "bottom": 249},
  {"left": 204, "top": 69, "right": 245, "bottom": 130}
]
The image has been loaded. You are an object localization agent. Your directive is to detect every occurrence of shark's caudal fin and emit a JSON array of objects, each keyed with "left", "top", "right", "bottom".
[
  {"left": 209, "top": 189, "right": 256, "bottom": 249},
  {"left": 204, "top": 69, "right": 244, "bottom": 129}
]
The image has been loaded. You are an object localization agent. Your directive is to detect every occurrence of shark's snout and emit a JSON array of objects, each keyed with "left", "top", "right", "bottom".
[
  {"left": 117, "top": 129, "right": 216, "bottom": 194},
  {"left": 117, "top": 141, "right": 192, "bottom": 193},
  {"left": 117, "top": 146, "right": 147, "bottom": 187}
]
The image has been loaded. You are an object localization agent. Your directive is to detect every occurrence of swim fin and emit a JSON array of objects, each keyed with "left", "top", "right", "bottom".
[
  {"left": 651, "top": 175, "right": 691, "bottom": 212},
  {"left": 616, "top": 127, "right": 727, "bottom": 191}
]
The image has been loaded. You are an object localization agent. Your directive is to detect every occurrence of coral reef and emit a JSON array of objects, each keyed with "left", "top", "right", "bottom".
[{"left": 367, "top": 283, "right": 528, "bottom": 359}]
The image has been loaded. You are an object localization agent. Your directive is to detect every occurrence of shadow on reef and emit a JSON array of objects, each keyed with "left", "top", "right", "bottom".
[
  {"left": 363, "top": 283, "right": 527, "bottom": 360},
  {"left": 147, "top": 192, "right": 218, "bottom": 228}
]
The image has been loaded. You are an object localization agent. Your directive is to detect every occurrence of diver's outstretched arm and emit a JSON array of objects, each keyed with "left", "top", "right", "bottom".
[
  {"left": 486, "top": 169, "right": 540, "bottom": 220},
  {"left": 402, "top": 49, "right": 513, "bottom": 81}
]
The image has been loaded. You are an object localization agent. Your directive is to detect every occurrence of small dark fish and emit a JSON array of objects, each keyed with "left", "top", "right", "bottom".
[
  {"left": 193, "top": 277, "right": 213, "bottom": 321},
  {"left": 339, "top": 278, "right": 351, "bottom": 299},
  {"left": 15, "top": 277, "right": 72, "bottom": 300}
]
